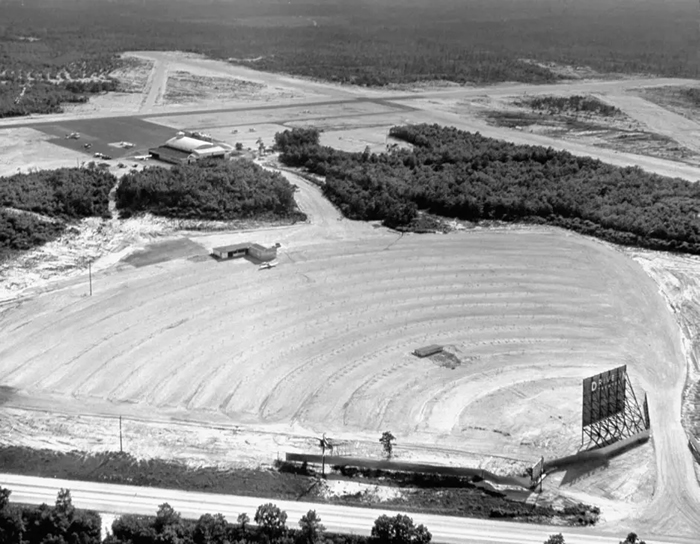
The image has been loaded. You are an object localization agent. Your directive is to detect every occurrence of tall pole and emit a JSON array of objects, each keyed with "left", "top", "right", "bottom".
[
  {"left": 88, "top": 261, "right": 92, "bottom": 296},
  {"left": 119, "top": 416, "right": 123, "bottom": 453}
]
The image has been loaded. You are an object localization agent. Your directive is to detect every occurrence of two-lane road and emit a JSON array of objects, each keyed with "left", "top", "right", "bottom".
[{"left": 1, "top": 473, "right": 695, "bottom": 544}]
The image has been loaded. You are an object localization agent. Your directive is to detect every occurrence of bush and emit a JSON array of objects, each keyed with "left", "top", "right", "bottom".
[
  {"left": 276, "top": 124, "right": 700, "bottom": 254},
  {"left": 0, "top": 166, "right": 115, "bottom": 257},
  {"left": 116, "top": 159, "right": 302, "bottom": 221},
  {"left": 370, "top": 514, "right": 431, "bottom": 544},
  {"left": 2, "top": 488, "right": 101, "bottom": 544}
]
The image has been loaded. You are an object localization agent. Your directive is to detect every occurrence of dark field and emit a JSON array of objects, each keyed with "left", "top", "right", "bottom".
[
  {"left": 29, "top": 117, "right": 175, "bottom": 159},
  {"left": 123, "top": 238, "right": 208, "bottom": 268}
]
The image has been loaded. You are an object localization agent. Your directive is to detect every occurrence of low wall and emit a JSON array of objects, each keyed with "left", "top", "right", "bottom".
[
  {"left": 543, "top": 429, "right": 651, "bottom": 473},
  {"left": 284, "top": 453, "right": 532, "bottom": 489}
]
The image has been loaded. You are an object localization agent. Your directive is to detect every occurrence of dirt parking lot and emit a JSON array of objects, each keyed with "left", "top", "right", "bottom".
[{"left": 0, "top": 226, "right": 672, "bottom": 508}]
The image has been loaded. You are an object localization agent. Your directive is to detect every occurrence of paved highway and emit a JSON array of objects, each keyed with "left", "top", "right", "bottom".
[{"left": 1, "top": 473, "right": 695, "bottom": 544}]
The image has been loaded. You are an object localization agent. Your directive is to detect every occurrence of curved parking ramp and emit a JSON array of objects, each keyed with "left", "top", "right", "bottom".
[
  {"left": 284, "top": 453, "right": 532, "bottom": 489},
  {"left": 543, "top": 429, "right": 651, "bottom": 473}
]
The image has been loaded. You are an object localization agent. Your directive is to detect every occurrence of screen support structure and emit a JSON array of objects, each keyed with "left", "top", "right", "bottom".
[{"left": 581, "top": 371, "right": 648, "bottom": 450}]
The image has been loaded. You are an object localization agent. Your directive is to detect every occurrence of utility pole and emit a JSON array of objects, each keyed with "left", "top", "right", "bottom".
[{"left": 119, "top": 416, "right": 123, "bottom": 453}]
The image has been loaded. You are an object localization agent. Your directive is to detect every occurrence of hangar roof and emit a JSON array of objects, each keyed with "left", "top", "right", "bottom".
[
  {"left": 191, "top": 145, "right": 228, "bottom": 157},
  {"left": 165, "top": 135, "right": 216, "bottom": 153}
]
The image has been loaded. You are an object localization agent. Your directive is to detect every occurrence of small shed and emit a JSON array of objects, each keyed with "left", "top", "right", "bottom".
[
  {"left": 413, "top": 345, "right": 443, "bottom": 358},
  {"left": 212, "top": 243, "right": 251, "bottom": 260}
]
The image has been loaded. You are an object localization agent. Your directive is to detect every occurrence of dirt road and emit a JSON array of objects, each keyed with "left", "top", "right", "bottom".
[{"left": 138, "top": 53, "right": 167, "bottom": 112}]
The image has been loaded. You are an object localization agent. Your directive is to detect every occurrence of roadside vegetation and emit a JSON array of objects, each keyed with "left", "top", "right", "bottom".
[
  {"left": 108, "top": 503, "right": 432, "bottom": 544},
  {"left": 0, "top": 446, "right": 595, "bottom": 525},
  {"left": 1, "top": 0, "right": 697, "bottom": 116},
  {"left": 1, "top": 487, "right": 427, "bottom": 544},
  {"left": 0, "top": 487, "right": 102, "bottom": 544},
  {"left": 0, "top": 485, "right": 649, "bottom": 544},
  {"left": 116, "top": 159, "right": 305, "bottom": 222},
  {"left": 676, "top": 87, "right": 700, "bottom": 107},
  {"left": 275, "top": 125, "right": 700, "bottom": 254},
  {"left": 0, "top": 166, "right": 115, "bottom": 260}
]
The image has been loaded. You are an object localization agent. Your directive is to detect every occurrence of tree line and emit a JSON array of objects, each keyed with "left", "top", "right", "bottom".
[
  {"left": 0, "top": 487, "right": 647, "bottom": 544},
  {"left": 0, "top": 487, "right": 431, "bottom": 544},
  {"left": 0, "top": 80, "right": 117, "bottom": 118},
  {"left": 116, "top": 159, "right": 304, "bottom": 222},
  {"left": 0, "top": 157, "right": 306, "bottom": 260},
  {"left": 520, "top": 95, "right": 622, "bottom": 117},
  {"left": 275, "top": 125, "right": 700, "bottom": 254},
  {"left": 0, "top": 166, "right": 115, "bottom": 260}
]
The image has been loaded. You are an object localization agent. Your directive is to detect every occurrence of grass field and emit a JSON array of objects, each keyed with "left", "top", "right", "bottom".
[{"left": 0, "top": 229, "right": 673, "bottom": 467}]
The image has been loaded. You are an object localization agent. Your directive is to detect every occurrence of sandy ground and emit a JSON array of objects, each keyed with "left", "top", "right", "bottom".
[
  {"left": 597, "top": 93, "right": 700, "bottom": 156},
  {"left": 469, "top": 93, "right": 699, "bottom": 165},
  {"left": 0, "top": 215, "right": 173, "bottom": 301},
  {"left": 130, "top": 51, "right": 348, "bottom": 115},
  {"left": 0, "top": 128, "right": 86, "bottom": 177}
]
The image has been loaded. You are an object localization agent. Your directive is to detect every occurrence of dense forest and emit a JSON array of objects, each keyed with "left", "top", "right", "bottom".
[
  {"left": 0, "top": 0, "right": 697, "bottom": 115},
  {"left": 0, "top": 488, "right": 102, "bottom": 544},
  {"left": 0, "top": 166, "right": 115, "bottom": 259},
  {"left": 275, "top": 125, "right": 700, "bottom": 254},
  {"left": 116, "top": 159, "right": 304, "bottom": 222}
]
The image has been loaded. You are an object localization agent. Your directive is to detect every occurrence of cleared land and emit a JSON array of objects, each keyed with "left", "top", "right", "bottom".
[
  {"left": 0, "top": 212, "right": 682, "bottom": 526},
  {"left": 0, "top": 128, "right": 85, "bottom": 177},
  {"left": 479, "top": 93, "right": 699, "bottom": 165},
  {"left": 0, "top": 231, "right": 659, "bottom": 453},
  {"left": 636, "top": 85, "right": 700, "bottom": 127}
]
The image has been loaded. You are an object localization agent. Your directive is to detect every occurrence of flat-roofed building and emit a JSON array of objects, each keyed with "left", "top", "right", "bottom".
[
  {"left": 211, "top": 243, "right": 251, "bottom": 260},
  {"left": 211, "top": 242, "right": 278, "bottom": 262},
  {"left": 248, "top": 243, "right": 277, "bottom": 262}
]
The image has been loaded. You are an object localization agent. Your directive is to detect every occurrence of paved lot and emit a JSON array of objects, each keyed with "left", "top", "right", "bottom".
[{"left": 33, "top": 117, "right": 175, "bottom": 159}]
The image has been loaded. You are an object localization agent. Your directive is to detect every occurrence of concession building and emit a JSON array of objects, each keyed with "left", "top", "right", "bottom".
[{"left": 212, "top": 242, "right": 278, "bottom": 262}]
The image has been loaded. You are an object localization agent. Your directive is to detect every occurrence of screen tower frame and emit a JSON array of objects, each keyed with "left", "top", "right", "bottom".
[{"left": 581, "top": 365, "right": 649, "bottom": 450}]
